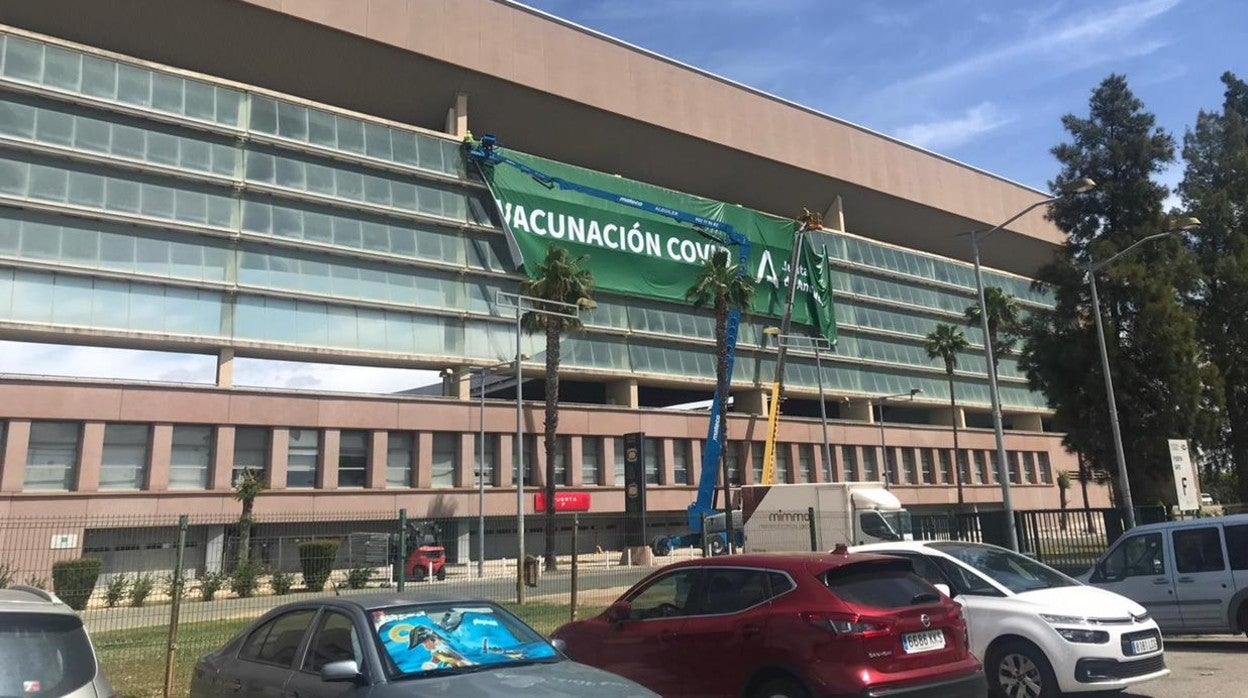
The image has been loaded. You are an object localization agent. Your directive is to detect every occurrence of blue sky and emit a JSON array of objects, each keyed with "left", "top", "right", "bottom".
[
  {"left": 2, "top": 0, "right": 1243, "bottom": 390},
  {"left": 521, "top": 0, "right": 1247, "bottom": 198}
]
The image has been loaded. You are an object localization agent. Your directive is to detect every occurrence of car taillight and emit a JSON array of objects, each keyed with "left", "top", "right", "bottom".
[{"left": 803, "top": 612, "right": 891, "bottom": 638}]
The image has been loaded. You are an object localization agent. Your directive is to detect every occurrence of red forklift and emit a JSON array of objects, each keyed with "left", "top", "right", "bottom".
[{"left": 399, "top": 522, "right": 446, "bottom": 582}]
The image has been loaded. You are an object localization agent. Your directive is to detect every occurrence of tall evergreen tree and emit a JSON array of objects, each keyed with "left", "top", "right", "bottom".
[
  {"left": 1180, "top": 72, "right": 1248, "bottom": 503},
  {"left": 1022, "top": 75, "right": 1212, "bottom": 506}
]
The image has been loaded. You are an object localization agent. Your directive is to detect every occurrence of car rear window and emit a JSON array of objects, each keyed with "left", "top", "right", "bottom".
[
  {"left": 824, "top": 561, "right": 940, "bottom": 609},
  {"left": 0, "top": 613, "right": 96, "bottom": 698}
]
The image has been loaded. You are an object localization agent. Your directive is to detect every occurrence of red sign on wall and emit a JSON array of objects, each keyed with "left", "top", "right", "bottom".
[{"left": 534, "top": 491, "right": 592, "bottom": 513}]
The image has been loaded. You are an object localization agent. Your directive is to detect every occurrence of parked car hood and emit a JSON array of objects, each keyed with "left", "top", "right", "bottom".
[
  {"left": 1014, "top": 585, "right": 1147, "bottom": 619},
  {"left": 384, "top": 660, "right": 657, "bottom": 697}
]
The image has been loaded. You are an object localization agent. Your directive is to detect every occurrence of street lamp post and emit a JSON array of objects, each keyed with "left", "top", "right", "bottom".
[
  {"left": 471, "top": 357, "right": 528, "bottom": 579},
  {"left": 1083, "top": 217, "right": 1200, "bottom": 530},
  {"left": 495, "top": 291, "right": 591, "bottom": 605},
  {"left": 964, "top": 178, "right": 1095, "bottom": 551},
  {"left": 767, "top": 332, "right": 835, "bottom": 480},
  {"left": 877, "top": 389, "right": 922, "bottom": 486}
]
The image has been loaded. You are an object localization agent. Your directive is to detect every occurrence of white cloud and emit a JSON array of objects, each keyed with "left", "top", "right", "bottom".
[
  {"left": 0, "top": 341, "right": 441, "bottom": 395},
  {"left": 894, "top": 103, "right": 1015, "bottom": 151}
]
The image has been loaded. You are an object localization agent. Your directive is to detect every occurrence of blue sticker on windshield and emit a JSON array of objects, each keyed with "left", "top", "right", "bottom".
[{"left": 372, "top": 608, "right": 556, "bottom": 674}]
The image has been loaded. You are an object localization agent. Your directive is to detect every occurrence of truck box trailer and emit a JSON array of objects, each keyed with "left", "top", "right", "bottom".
[{"left": 740, "top": 482, "right": 913, "bottom": 552}]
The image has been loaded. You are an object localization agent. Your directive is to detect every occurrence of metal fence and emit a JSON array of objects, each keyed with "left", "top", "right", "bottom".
[{"left": 0, "top": 510, "right": 697, "bottom": 698}]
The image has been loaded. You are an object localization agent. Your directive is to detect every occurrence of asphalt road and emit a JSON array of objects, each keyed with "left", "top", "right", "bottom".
[{"left": 1116, "top": 635, "right": 1247, "bottom": 698}]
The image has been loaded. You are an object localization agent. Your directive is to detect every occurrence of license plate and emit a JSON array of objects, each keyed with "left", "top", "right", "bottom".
[
  {"left": 902, "top": 629, "right": 946, "bottom": 654},
  {"left": 1131, "top": 636, "right": 1159, "bottom": 654}
]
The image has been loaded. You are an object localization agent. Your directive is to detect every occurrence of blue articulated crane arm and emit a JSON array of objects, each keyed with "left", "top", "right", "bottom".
[{"left": 465, "top": 134, "right": 749, "bottom": 538}]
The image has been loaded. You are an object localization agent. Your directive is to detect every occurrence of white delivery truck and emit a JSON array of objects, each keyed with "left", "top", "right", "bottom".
[{"left": 740, "top": 482, "right": 913, "bottom": 553}]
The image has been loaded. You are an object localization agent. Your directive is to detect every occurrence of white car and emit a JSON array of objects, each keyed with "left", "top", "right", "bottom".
[{"left": 852, "top": 541, "right": 1167, "bottom": 698}]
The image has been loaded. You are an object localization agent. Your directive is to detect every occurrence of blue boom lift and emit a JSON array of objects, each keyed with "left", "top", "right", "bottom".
[{"left": 464, "top": 134, "right": 749, "bottom": 556}]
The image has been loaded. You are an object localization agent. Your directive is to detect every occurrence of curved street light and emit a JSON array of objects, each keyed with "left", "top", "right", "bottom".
[
  {"left": 1084, "top": 215, "right": 1201, "bottom": 529},
  {"left": 963, "top": 177, "right": 1096, "bottom": 552}
]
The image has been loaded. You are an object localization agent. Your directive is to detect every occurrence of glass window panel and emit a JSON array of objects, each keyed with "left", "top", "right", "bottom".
[
  {"left": 151, "top": 72, "right": 184, "bottom": 113},
  {"left": 614, "top": 439, "right": 626, "bottom": 486},
  {"left": 287, "top": 428, "right": 320, "bottom": 488},
  {"left": 169, "top": 425, "right": 212, "bottom": 489},
  {"left": 335, "top": 116, "right": 364, "bottom": 154},
  {"left": 276, "top": 100, "right": 308, "bottom": 141},
  {"left": 3, "top": 36, "right": 43, "bottom": 82},
  {"left": 431, "top": 433, "right": 456, "bottom": 488},
  {"left": 386, "top": 432, "right": 414, "bottom": 487},
  {"left": 307, "top": 108, "right": 336, "bottom": 147},
  {"left": 24, "top": 421, "right": 80, "bottom": 491},
  {"left": 249, "top": 95, "right": 277, "bottom": 134},
  {"left": 233, "top": 427, "right": 269, "bottom": 485},
  {"left": 644, "top": 438, "right": 659, "bottom": 485},
  {"left": 116, "top": 64, "right": 152, "bottom": 107},
  {"left": 337, "top": 430, "right": 368, "bottom": 488},
  {"left": 581, "top": 437, "right": 600, "bottom": 486},
  {"left": 100, "top": 423, "right": 149, "bottom": 490}
]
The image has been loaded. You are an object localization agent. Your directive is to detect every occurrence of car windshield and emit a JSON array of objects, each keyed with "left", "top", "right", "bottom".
[
  {"left": 0, "top": 613, "right": 96, "bottom": 698},
  {"left": 929, "top": 543, "right": 1077, "bottom": 593},
  {"left": 369, "top": 602, "right": 559, "bottom": 680}
]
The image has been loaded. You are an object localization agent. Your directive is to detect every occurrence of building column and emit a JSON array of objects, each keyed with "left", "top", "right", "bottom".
[
  {"left": 367, "top": 431, "right": 388, "bottom": 489},
  {"left": 812, "top": 444, "right": 827, "bottom": 483},
  {"left": 0, "top": 419, "right": 30, "bottom": 492},
  {"left": 568, "top": 437, "right": 584, "bottom": 487},
  {"left": 446, "top": 92, "right": 469, "bottom": 137},
  {"left": 497, "top": 434, "right": 514, "bottom": 488},
  {"left": 735, "top": 389, "right": 768, "bottom": 416},
  {"left": 268, "top": 428, "right": 289, "bottom": 490},
  {"left": 211, "top": 426, "right": 235, "bottom": 490},
  {"left": 445, "top": 366, "right": 472, "bottom": 400},
  {"left": 930, "top": 407, "right": 966, "bottom": 429},
  {"left": 606, "top": 379, "right": 638, "bottom": 408},
  {"left": 416, "top": 432, "right": 433, "bottom": 488},
  {"left": 216, "top": 347, "right": 234, "bottom": 388},
  {"left": 75, "top": 422, "right": 105, "bottom": 492},
  {"left": 601, "top": 437, "right": 616, "bottom": 487},
  {"left": 741, "top": 441, "right": 757, "bottom": 485},
  {"left": 148, "top": 424, "right": 173, "bottom": 491},
  {"left": 320, "top": 429, "right": 340, "bottom": 490},
  {"left": 1013, "top": 413, "right": 1044, "bottom": 432},
  {"left": 457, "top": 433, "right": 475, "bottom": 487},
  {"left": 843, "top": 399, "right": 875, "bottom": 422},
  {"left": 658, "top": 439, "right": 674, "bottom": 486}
]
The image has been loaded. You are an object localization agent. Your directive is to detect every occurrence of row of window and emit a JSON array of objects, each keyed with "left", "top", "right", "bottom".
[{"left": 6, "top": 420, "right": 1056, "bottom": 492}]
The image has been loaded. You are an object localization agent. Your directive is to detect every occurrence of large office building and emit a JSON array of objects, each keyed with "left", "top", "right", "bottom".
[{"left": 0, "top": 1, "right": 1107, "bottom": 564}]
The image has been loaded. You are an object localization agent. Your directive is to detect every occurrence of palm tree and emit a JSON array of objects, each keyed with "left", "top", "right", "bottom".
[
  {"left": 521, "top": 246, "right": 594, "bottom": 572},
  {"left": 686, "top": 249, "right": 755, "bottom": 553},
  {"left": 924, "top": 323, "right": 969, "bottom": 508},
  {"left": 232, "top": 469, "right": 265, "bottom": 568},
  {"left": 964, "top": 286, "right": 1022, "bottom": 370}
]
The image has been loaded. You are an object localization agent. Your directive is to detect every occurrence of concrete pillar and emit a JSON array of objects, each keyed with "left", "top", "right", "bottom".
[
  {"left": 75, "top": 422, "right": 104, "bottom": 492},
  {"left": 735, "top": 389, "right": 768, "bottom": 416},
  {"left": 367, "top": 431, "right": 387, "bottom": 489},
  {"left": 606, "top": 379, "right": 639, "bottom": 408},
  {"left": 689, "top": 440, "right": 703, "bottom": 487},
  {"left": 497, "top": 434, "right": 514, "bottom": 487},
  {"left": 1013, "top": 413, "right": 1044, "bottom": 432},
  {"left": 216, "top": 347, "right": 234, "bottom": 388},
  {"left": 0, "top": 419, "right": 30, "bottom": 492},
  {"left": 446, "top": 92, "right": 469, "bottom": 137},
  {"left": 446, "top": 367, "right": 472, "bottom": 400},
  {"left": 148, "top": 424, "right": 173, "bottom": 491},
  {"left": 601, "top": 437, "right": 616, "bottom": 487},
  {"left": 843, "top": 399, "right": 875, "bottom": 422},
  {"left": 457, "top": 433, "right": 475, "bottom": 487},
  {"left": 930, "top": 407, "right": 966, "bottom": 429},
  {"left": 569, "top": 437, "right": 584, "bottom": 487},
  {"left": 268, "top": 428, "right": 289, "bottom": 490},
  {"left": 823, "top": 195, "right": 846, "bottom": 232},
  {"left": 658, "top": 438, "right": 674, "bottom": 486},
  {"left": 320, "top": 429, "right": 340, "bottom": 490},
  {"left": 529, "top": 436, "right": 545, "bottom": 489},
  {"left": 416, "top": 432, "right": 433, "bottom": 488},
  {"left": 211, "top": 426, "right": 235, "bottom": 490}
]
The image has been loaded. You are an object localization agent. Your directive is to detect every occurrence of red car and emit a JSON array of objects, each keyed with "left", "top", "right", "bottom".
[{"left": 551, "top": 550, "right": 986, "bottom": 698}]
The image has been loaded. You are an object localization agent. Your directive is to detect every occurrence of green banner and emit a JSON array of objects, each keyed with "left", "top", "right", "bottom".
[{"left": 474, "top": 148, "right": 836, "bottom": 342}]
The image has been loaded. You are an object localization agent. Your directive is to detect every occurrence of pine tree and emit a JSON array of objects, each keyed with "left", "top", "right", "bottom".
[
  {"left": 1180, "top": 72, "right": 1248, "bottom": 503},
  {"left": 1022, "top": 75, "right": 1213, "bottom": 506}
]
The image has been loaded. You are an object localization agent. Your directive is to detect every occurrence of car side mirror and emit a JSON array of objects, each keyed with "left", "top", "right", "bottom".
[
  {"left": 320, "top": 660, "right": 362, "bottom": 683},
  {"left": 551, "top": 637, "right": 568, "bottom": 654},
  {"left": 933, "top": 583, "right": 954, "bottom": 599},
  {"left": 606, "top": 600, "right": 631, "bottom": 624}
]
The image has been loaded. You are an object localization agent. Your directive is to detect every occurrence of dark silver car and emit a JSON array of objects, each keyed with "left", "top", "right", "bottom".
[
  {"left": 190, "top": 594, "right": 656, "bottom": 698},
  {"left": 0, "top": 585, "right": 113, "bottom": 698}
]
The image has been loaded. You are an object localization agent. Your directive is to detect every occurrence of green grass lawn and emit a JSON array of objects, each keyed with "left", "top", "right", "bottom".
[{"left": 94, "top": 602, "right": 601, "bottom": 698}]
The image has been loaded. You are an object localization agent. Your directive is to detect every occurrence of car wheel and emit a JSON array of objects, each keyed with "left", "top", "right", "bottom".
[
  {"left": 411, "top": 567, "right": 427, "bottom": 582},
  {"left": 751, "top": 676, "right": 809, "bottom": 698},
  {"left": 651, "top": 536, "right": 673, "bottom": 557},
  {"left": 988, "top": 641, "right": 1058, "bottom": 698},
  {"left": 1238, "top": 603, "right": 1248, "bottom": 639},
  {"left": 436, "top": 567, "right": 446, "bottom": 581}
]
